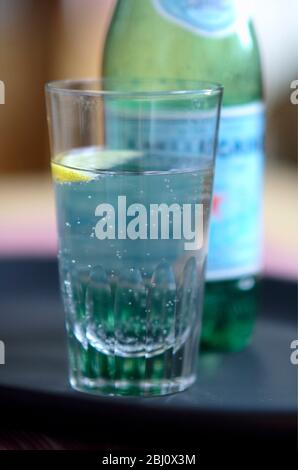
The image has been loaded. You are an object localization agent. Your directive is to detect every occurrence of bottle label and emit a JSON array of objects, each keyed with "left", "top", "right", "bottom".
[
  {"left": 105, "top": 102, "right": 265, "bottom": 281},
  {"left": 152, "top": 0, "right": 240, "bottom": 37},
  {"left": 207, "top": 102, "right": 265, "bottom": 280}
]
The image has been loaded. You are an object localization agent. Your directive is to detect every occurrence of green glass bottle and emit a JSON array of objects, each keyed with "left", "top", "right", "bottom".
[{"left": 103, "top": 0, "right": 265, "bottom": 351}]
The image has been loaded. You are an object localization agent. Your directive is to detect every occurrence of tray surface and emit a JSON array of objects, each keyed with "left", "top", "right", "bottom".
[{"left": 0, "top": 259, "right": 296, "bottom": 443}]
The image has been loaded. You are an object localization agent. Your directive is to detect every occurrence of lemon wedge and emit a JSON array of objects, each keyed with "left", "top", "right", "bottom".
[
  {"left": 51, "top": 162, "right": 91, "bottom": 182},
  {"left": 51, "top": 148, "right": 142, "bottom": 183}
]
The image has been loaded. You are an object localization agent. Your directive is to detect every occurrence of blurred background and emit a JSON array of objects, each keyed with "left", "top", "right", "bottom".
[{"left": 0, "top": 0, "right": 297, "bottom": 278}]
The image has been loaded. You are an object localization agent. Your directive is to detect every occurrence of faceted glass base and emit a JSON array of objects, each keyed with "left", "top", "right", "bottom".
[
  {"left": 66, "top": 321, "right": 199, "bottom": 397},
  {"left": 70, "top": 374, "right": 196, "bottom": 397}
]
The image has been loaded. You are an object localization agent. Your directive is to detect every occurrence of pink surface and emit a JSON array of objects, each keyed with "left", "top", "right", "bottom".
[
  {"left": 0, "top": 223, "right": 296, "bottom": 280},
  {"left": 263, "top": 244, "right": 298, "bottom": 280},
  {"left": 0, "top": 223, "right": 57, "bottom": 257}
]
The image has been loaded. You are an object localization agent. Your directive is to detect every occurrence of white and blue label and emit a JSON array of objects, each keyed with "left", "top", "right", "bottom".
[
  {"left": 152, "top": 0, "right": 239, "bottom": 37},
  {"left": 105, "top": 102, "right": 265, "bottom": 281},
  {"left": 207, "top": 102, "right": 265, "bottom": 280}
]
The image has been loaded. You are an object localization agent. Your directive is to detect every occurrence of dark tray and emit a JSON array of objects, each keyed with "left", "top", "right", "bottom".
[{"left": 0, "top": 258, "right": 296, "bottom": 447}]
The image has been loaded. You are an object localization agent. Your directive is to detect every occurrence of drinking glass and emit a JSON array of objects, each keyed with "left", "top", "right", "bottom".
[{"left": 45, "top": 79, "right": 223, "bottom": 396}]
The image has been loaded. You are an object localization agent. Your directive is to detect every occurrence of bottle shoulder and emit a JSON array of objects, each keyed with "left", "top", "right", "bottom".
[{"left": 103, "top": 4, "right": 263, "bottom": 104}]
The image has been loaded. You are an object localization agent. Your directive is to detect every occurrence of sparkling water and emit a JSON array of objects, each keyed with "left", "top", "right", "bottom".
[{"left": 53, "top": 147, "right": 213, "bottom": 395}]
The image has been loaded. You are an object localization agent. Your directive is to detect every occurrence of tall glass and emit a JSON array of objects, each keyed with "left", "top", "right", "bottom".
[{"left": 45, "top": 79, "right": 223, "bottom": 396}]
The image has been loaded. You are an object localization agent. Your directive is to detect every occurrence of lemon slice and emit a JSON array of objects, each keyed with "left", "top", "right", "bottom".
[
  {"left": 51, "top": 162, "right": 91, "bottom": 182},
  {"left": 51, "top": 148, "right": 142, "bottom": 183}
]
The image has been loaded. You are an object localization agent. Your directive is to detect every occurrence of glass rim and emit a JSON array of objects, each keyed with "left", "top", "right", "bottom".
[{"left": 45, "top": 78, "right": 224, "bottom": 98}]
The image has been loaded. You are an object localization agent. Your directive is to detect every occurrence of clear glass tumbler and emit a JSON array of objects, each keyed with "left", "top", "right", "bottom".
[{"left": 45, "top": 79, "right": 223, "bottom": 396}]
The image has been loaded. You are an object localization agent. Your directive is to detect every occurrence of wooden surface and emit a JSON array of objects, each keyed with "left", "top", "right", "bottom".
[{"left": 0, "top": 0, "right": 116, "bottom": 175}]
